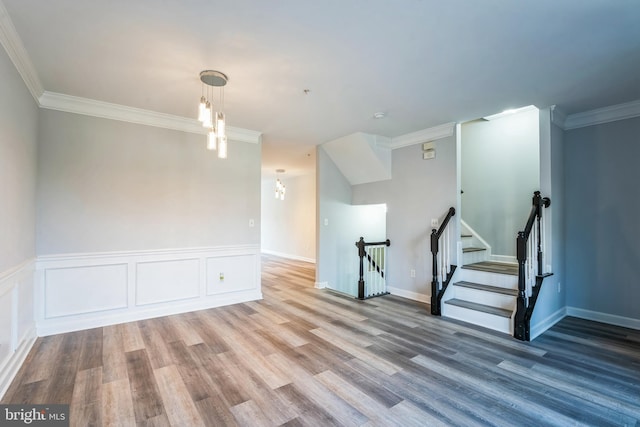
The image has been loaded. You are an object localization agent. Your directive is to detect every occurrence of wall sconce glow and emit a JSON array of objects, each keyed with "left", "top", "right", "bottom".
[{"left": 483, "top": 105, "right": 537, "bottom": 121}]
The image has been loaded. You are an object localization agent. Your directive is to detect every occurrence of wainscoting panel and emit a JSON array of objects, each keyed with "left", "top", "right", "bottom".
[
  {"left": 136, "top": 258, "right": 199, "bottom": 306},
  {"left": 0, "top": 288, "right": 12, "bottom": 369},
  {"left": 0, "top": 260, "right": 37, "bottom": 400},
  {"left": 206, "top": 254, "right": 257, "bottom": 295},
  {"left": 44, "top": 264, "right": 128, "bottom": 318},
  {"left": 36, "top": 245, "right": 261, "bottom": 336}
]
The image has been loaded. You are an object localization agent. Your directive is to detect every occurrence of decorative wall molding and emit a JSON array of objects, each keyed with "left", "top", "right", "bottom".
[
  {"left": 0, "top": 1, "right": 43, "bottom": 102},
  {"left": 566, "top": 306, "right": 640, "bottom": 331},
  {"left": 0, "top": 259, "right": 36, "bottom": 400},
  {"left": 36, "top": 244, "right": 262, "bottom": 336},
  {"left": 39, "top": 91, "right": 262, "bottom": 144},
  {"left": 390, "top": 122, "right": 456, "bottom": 149},
  {"left": 550, "top": 105, "right": 567, "bottom": 129},
  {"left": 563, "top": 99, "right": 640, "bottom": 130}
]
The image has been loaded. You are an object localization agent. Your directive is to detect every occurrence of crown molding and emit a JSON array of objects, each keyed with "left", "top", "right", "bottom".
[
  {"left": 0, "top": 0, "right": 44, "bottom": 101},
  {"left": 550, "top": 105, "right": 567, "bottom": 129},
  {"left": 39, "top": 91, "right": 262, "bottom": 144},
  {"left": 564, "top": 99, "right": 640, "bottom": 130},
  {"left": 390, "top": 122, "right": 455, "bottom": 149}
]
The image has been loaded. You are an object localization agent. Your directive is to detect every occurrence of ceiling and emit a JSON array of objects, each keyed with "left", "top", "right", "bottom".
[{"left": 3, "top": 1, "right": 640, "bottom": 177}]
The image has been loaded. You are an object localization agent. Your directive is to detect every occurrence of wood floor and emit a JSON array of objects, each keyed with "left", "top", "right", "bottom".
[{"left": 3, "top": 255, "right": 640, "bottom": 426}]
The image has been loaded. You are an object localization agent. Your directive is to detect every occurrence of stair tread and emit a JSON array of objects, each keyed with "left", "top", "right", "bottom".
[
  {"left": 445, "top": 298, "right": 512, "bottom": 318},
  {"left": 462, "top": 261, "right": 518, "bottom": 275},
  {"left": 462, "top": 247, "right": 486, "bottom": 253},
  {"left": 453, "top": 281, "right": 518, "bottom": 296}
]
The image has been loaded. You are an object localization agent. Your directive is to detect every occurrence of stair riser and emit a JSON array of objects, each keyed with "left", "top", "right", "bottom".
[
  {"left": 443, "top": 304, "right": 512, "bottom": 334},
  {"left": 457, "top": 269, "right": 518, "bottom": 289},
  {"left": 462, "top": 250, "right": 488, "bottom": 265},
  {"left": 452, "top": 287, "right": 516, "bottom": 310}
]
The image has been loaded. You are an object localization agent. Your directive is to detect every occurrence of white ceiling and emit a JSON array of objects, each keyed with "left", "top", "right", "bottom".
[{"left": 3, "top": 1, "right": 640, "bottom": 177}]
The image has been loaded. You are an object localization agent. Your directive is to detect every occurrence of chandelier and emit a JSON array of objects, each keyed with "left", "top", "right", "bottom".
[
  {"left": 197, "top": 70, "right": 228, "bottom": 158},
  {"left": 275, "top": 169, "right": 286, "bottom": 200}
]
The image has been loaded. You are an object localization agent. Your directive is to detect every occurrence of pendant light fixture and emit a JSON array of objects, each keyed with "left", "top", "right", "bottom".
[
  {"left": 275, "top": 169, "right": 286, "bottom": 200},
  {"left": 197, "top": 70, "right": 228, "bottom": 158}
]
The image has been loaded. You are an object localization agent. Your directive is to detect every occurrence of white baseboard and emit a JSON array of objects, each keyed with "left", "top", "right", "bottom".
[
  {"left": 37, "top": 289, "right": 262, "bottom": 337},
  {"left": 566, "top": 306, "right": 640, "bottom": 331},
  {"left": 530, "top": 307, "right": 566, "bottom": 341},
  {"left": 0, "top": 327, "right": 36, "bottom": 400},
  {"left": 387, "top": 286, "right": 429, "bottom": 303},
  {"left": 261, "top": 249, "right": 316, "bottom": 264},
  {"left": 314, "top": 281, "right": 328, "bottom": 289}
]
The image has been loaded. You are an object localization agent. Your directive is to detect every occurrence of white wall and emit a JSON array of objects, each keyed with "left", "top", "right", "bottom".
[
  {"left": 352, "top": 134, "right": 458, "bottom": 301},
  {"left": 0, "top": 44, "right": 38, "bottom": 398},
  {"left": 37, "top": 110, "right": 261, "bottom": 254},
  {"left": 261, "top": 172, "right": 316, "bottom": 262},
  {"left": 461, "top": 109, "right": 540, "bottom": 257},
  {"left": 33, "top": 110, "right": 263, "bottom": 335}
]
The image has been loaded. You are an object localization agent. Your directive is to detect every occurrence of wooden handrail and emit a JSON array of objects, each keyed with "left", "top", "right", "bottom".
[{"left": 355, "top": 237, "right": 390, "bottom": 300}]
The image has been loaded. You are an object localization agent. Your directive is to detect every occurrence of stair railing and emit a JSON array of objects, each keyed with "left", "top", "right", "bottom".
[
  {"left": 430, "top": 207, "right": 457, "bottom": 315},
  {"left": 355, "top": 237, "right": 391, "bottom": 300},
  {"left": 514, "top": 191, "right": 552, "bottom": 341}
]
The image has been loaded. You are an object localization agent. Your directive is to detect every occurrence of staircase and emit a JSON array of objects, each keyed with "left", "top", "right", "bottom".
[{"left": 442, "top": 261, "right": 518, "bottom": 334}]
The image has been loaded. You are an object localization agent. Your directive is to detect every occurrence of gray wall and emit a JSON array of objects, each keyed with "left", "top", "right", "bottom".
[
  {"left": 530, "top": 110, "right": 566, "bottom": 336},
  {"left": 564, "top": 116, "right": 640, "bottom": 321},
  {"left": 352, "top": 135, "right": 457, "bottom": 298},
  {"left": 316, "top": 146, "right": 355, "bottom": 288},
  {"left": 461, "top": 109, "right": 540, "bottom": 257},
  {"left": 0, "top": 46, "right": 38, "bottom": 272},
  {"left": 37, "top": 110, "right": 261, "bottom": 255},
  {"left": 261, "top": 172, "right": 316, "bottom": 261}
]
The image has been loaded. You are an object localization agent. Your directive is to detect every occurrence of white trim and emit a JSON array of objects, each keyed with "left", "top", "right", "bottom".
[
  {"left": 0, "top": 1, "right": 43, "bottom": 102},
  {"left": 38, "top": 91, "right": 262, "bottom": 143},
  {"left": 530, "top": 307, "right": 566, "bottom": 341},
  {"left": 564, "top": 99, "right": 640, "bottom": 130},
  {"left": 36, "top": 244, "right": 262, "bottom": 336},
  {"left": 550, "top": 105, "right": 567, "bottom": 129},
  {"left": 566, "top": 306, "right": 640, "bottom": 331},
  {"left": 0, "top": 327, "right": 36, "bottom": 400},
  {"left": 37, "top": 289, "right": 261, "bottom": 337},
  {"left": 261, "top": 249, "right": 315, "bottom": 264},
  {"left": 0, "top": 259, "right": 35, "bottom": 294},
  {"left": 314, "top": 282, "right": 328, "bottom": 289},
  {"left": 460, "top": 219, "right": 492, "bottom": 261},
  {"left": 387, "top": 286, "right": 429, "bottom": 303},
  {"left": 390, "top": 122, "right": 456, "bottom": 149}
]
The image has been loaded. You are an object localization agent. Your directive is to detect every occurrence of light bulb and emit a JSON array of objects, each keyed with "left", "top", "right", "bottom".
[
  {"left": 216, "top": 112, "right": 225, "bottom": 138},
  {"left": 197, "top": 96, "right": 207, "bottom": 122},
  {"left": 207, "top": 128, "right": 217, "bottom": 150},
  {"left": 280, "top": 185, "right": 285, "bottom": 200},
  {"left": 218, "top": 135, "right": 228, "bottom": 159},
  {"left": 202, "top": 102, "right": 213, "bottom": 128}
]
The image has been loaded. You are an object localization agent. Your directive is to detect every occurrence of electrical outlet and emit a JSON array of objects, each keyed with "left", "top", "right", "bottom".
[
  {"left": 249, "top": 219, "right": 255, "bottom": 227},
  {"left": 410, "top": 269, "right": 416, "bottom": 278},
  {"left": 324, "top": 218, "right": 329, "bottom": 226},
  {"left": 431, "top": 218, "right": 438, "bottom": 227}
]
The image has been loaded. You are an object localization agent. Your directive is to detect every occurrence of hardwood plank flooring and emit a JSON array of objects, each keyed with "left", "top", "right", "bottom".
[{"left": 2, "top": 254, "right": 640, "bottom": 426}]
